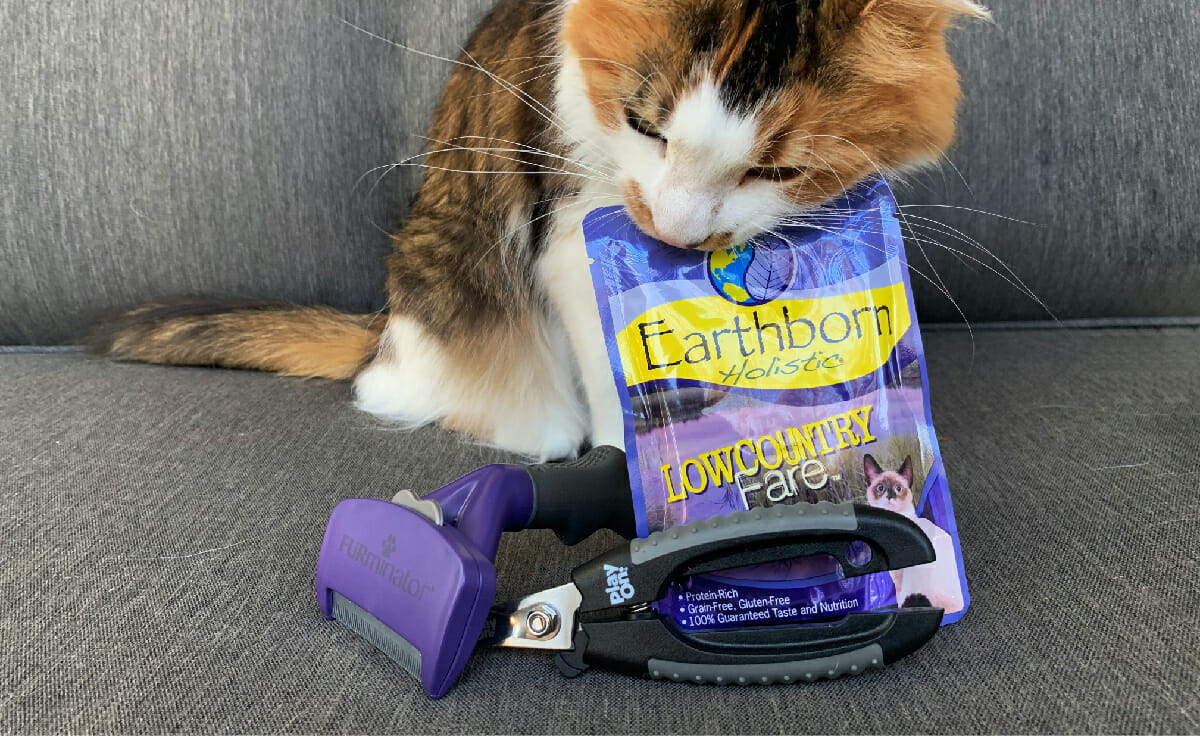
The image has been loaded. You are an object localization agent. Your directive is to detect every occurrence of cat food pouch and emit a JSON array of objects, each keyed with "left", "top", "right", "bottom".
[{"left": 584, "top": 179, "right": 969, "bottom": 630}]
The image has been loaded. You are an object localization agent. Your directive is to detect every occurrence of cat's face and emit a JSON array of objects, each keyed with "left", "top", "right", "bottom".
[
  {"left": 864, "top": 453, "right": 915, "bottom": 515},
  {"left": 562, "top": 0, "right": 987, "bottom": 250}
]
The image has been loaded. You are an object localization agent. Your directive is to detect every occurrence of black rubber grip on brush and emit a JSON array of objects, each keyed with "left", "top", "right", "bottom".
[{"left": 526, "top": 446, "right": 637, "bottom": 545}]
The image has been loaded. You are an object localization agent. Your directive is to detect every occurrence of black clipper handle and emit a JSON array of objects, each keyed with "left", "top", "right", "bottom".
[
  {"left": 526, "top": 446, "right": 637, "bottom": 545},
  {"left": 558, "top": 503, "right": 942, "bottom": 682},
  {"left": 556, "top": 609, "right": 944, "bottom": 683},
  {"left": 571, "top": 503, "right": 934, "bottom": 614}
]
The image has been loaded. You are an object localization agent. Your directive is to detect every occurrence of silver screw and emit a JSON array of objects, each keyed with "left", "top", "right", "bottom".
[{"left": 525, "top": 605, "right": 559, "bottom": 639}]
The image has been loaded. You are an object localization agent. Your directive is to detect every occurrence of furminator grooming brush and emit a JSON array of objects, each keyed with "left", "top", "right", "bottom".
[
  {"left": 315, "top": 446, "right": 636, "bottom": 698},
  {"left": 482, "top": 502, "right": 943, "bottom": 684}
]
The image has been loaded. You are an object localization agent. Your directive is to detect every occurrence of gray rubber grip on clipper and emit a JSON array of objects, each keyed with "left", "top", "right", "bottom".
[
  {"left": 647, "top": 644, "right": 885, "bottom": 685},
  {"left": 629, "top": 502, "right": 857, "bottom": 563},
  {"left": 526, "top": 445, "right": 637, "bottom": 545}
]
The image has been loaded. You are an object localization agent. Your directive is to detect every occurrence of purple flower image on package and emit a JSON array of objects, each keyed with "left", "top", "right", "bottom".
[{"left": 585, "top": 179, "right": 969, "bottom": 631}]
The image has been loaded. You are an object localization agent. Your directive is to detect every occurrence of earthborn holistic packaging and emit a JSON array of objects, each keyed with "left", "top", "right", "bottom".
[{"left": 585, "top": 178, "right": 969, "bottom": 631}]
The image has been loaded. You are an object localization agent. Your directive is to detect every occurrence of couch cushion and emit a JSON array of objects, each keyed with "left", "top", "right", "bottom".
[
  {"left": 3, "top": 1, "right": 1200, "bottom": 344},
  {"left": 2, "top": 328, "right": 1198, "bottom": 733}
]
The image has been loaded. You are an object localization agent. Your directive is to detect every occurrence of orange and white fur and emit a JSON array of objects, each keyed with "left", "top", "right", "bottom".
[
  {"left": 864, "top": 454, "right": 965, "bottom": 613},
  {"left": 97, "top": 0, "right": 989, "bottom": 460}
]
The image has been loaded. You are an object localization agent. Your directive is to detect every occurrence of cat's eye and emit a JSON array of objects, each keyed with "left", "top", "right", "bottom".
[
  {"left": 626, "top": 111, "right": 666, "bottom": 142},
  {"left": 742, "top": 166, "right": 808, "bottom": 185}
]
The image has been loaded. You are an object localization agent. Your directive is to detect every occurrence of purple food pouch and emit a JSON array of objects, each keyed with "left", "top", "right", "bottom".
[{"left": 585, "top": 179, "right": 969, "bottom": 631}]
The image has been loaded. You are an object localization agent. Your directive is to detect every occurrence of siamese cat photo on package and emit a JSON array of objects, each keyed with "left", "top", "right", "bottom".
[
  {"left": 95, "top": 0, "right": 990, "bottom": 460},
  {"left": 865, "top": 454, "right": 965, "bottom": 613}
]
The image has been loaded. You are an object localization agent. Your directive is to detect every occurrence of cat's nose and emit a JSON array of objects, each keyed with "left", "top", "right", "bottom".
[
  {"left": 654, "top": 230, "right": 704, "bottom": 249},
  {"left": 651, "top": 186, "right": 719, "bottom": 248}
]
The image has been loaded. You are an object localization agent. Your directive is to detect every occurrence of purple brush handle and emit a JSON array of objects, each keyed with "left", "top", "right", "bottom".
[
  {"left": 426, "top": 446, "right": 637, "bottom": 553},
  {"left": 423, "top": 465, "right": 534, "bottom": 561}
]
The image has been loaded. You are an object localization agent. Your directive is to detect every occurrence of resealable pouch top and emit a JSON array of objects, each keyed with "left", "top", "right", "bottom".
[{"left": 584, "top": 179, "right": 969, "bottom": 631}]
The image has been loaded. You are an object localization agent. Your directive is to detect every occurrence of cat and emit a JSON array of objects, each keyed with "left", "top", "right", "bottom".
[
  {"left": 94, "top": 0, "right": 989, "bottom": 460},
  {"left": 864, "top": 453, "right": 964, "bottom": 614}
]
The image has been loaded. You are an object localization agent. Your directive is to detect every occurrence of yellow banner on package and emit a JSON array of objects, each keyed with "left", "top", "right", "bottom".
[{"left": 616, "top": 283, "right": 913, "bottom": 390}]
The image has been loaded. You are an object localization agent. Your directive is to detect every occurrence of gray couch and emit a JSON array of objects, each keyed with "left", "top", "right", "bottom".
[{"left": 3, "top": 2, "right": 1198, "bottom": 733}]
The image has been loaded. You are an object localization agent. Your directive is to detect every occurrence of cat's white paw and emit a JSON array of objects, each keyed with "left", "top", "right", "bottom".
[
  {"left": 353, "top": 329, "right": 448, "bottom": 427},
  {"left": 491, "top": 406, "right": 586, "bottom": 461},
  {"left": 355, "top": 315, "right": 586, "bottom": 461},
  {"left": 589, "top": 406, "right": 626, "bottom": 451}
]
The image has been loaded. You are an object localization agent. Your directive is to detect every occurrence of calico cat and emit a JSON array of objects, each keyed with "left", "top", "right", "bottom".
[
  {"left": 95, "top": 0, "right": 989, "bottom": 460},
  {"left": 864, "top": 453, "right": 964, "bottom": 613}
]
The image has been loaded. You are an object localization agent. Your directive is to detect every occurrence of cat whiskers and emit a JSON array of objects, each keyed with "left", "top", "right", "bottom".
[
  {"left": 337, "top": 18, "right": 609, "bottom": 164},
  {"left": 893, "top": 214, "right": 1055, "bottom": 319},
  {"left": 461, "top": 63, "right": 565, "bottom": 104},
  {"left": 773, "top": 202, "right": 1054, "bottom": 326},
  {"left": 935, "top": 152, "right": 975, "bottom": 200},
  {"left": 422, "top": 140, "right": 612, "bottom": 181},
  {"left": 473, "top": 190, "right": 617, "bottom": 326},
  {"left": 435, "top": 135, "right": 616, "bottom": 180},
  {"left": 461, "top": 46, "right": 574, "bottom": 132},
  {"left": 367, "top": 151, "right": 613, "bottom": 187},
  {"left": 801, "top": 135, "right": 974, "bottom": 352},
  {"left": 455, "top": 46, "right": 621, "bottom": 165},
  {"left": 896, "top": 204, "right": 1038, "bottom": 226},
  {"left": 351, "top": 139, "right": 615, "bottom": 241},
  {"left": 351, "top": 146, "right": 613, "bottom": 231},
  {"left": 872, "top": 219, "right": 1049, "bottom": 314},
  {"left": 783, "top": 201, "right": 1053, "bottom": 320},
  {"left": 572, "top": 57, "right": 654, "bottom": 88},
  {"left": 472, "top": 191, "right": 622, "bottom": 276},
  {"left": 751, "top": 218, "right": 964, "bottom": 313}
]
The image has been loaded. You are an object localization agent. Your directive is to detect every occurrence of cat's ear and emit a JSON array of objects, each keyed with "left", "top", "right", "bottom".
[
  {"left": 939, "top": 0, "right": 991, "bottom": 18},
  {"left": 857, "top": 0, "right": 992, "bottom": 21},
  {"left": 899, "top": 455, "right": 914, "bottom": 488},
  {"left": 863, "top": 454, "right": 883, "bottom": 483},
  {"left": 924, "top": 0, "right": 990, "bottom": 18}
]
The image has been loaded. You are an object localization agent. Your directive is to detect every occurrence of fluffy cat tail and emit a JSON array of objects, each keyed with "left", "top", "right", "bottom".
[{"left": 90, "top": 299, "right": 385, "bottom": 380}]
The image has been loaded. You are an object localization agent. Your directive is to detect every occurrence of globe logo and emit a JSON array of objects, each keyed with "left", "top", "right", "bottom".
[{"left": 707, "top": 242, "right": 796, "bottom": 306}]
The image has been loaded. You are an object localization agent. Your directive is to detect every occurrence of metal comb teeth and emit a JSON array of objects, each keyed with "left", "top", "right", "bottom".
[{"left": 331, "top": 593, "right": 422, "bottom": 681}]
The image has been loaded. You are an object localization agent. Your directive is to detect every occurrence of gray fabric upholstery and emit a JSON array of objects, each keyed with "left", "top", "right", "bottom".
[
  {"left": 915, "top": 0, "right": 1200, "bottom": 322},
  {"left": 0, "top": 0, "right": 478, "bottom": 344},
  {"left": 3, "top": 328, "right": 1197, "bottom": 734},
  {"left": 3, "top": 1, "right": 1199, "bottom": 344}
]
